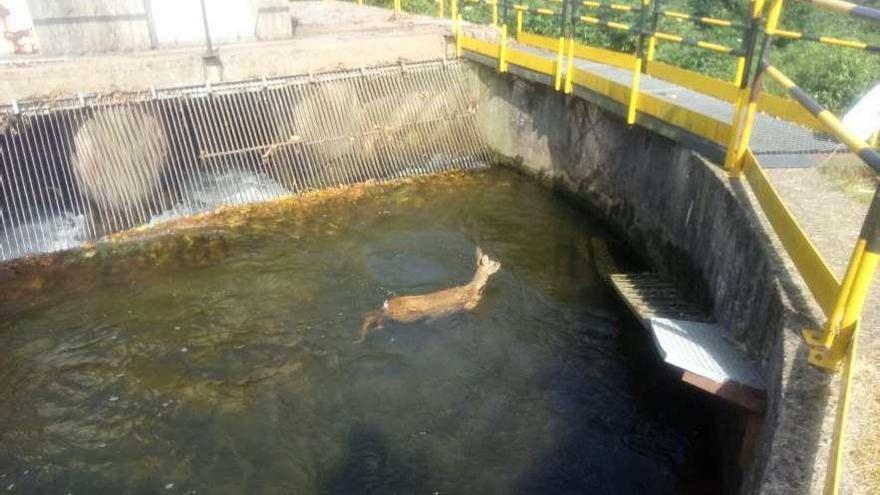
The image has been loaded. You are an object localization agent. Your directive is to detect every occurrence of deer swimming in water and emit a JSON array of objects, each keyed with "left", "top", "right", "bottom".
[{"left": 356, "top": 247, "right": 501, "bottom": 343}]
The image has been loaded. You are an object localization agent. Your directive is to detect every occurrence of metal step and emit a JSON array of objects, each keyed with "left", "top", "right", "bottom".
[{"left": 609, "top": 273, "right": 765, "bottom": 414}]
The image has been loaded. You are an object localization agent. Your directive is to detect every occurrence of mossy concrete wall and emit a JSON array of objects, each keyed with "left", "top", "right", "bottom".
[{"left": 469, "top": 65, "right": 834, "bottom": 494}]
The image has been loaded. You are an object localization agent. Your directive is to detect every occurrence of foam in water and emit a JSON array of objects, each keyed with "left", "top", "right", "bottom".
[
  {"left": 0, "top": 169, "right": 723, "bottom": 493},
  {"left": 0, "top": 170, "right": 290, "bottom": 261}
]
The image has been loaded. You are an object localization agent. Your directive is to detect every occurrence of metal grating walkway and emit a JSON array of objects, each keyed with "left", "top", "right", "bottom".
[
  {"left": 609, "top": 273, "right": 765, "bottom": 413},
  {"left": 505, "top": 41, "right": 842, "bottom": 169}
]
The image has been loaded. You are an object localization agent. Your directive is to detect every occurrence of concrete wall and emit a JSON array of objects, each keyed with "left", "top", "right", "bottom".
[
  {"left": 26, "top": 0, "right": 155, "bottom": 54},
  {"left": 0, "top": 33, "right": 452, "bottom": 101},
  {"left": 256, "top": 0, "right": 291, "bottom": 41},
  {"left": 0, "top": 2, "right": 458, "bottom": 101},
  {"left": 24, "top": 0, "right": 290, "bottom": 55},
  {"left": 469, "top": 65, "right": 834, "bottom": 494}
]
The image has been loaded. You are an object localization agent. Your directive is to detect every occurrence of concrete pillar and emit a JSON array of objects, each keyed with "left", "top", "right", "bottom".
[
  {"left": 26, "top": 0, "right": 154, "bottom": 55},
  {"left": 255, "top": 0, "right": 290, "bottom": 41}
]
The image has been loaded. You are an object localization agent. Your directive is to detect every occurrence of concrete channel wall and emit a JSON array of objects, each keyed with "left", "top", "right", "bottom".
[
  {"left": 26, "top": 0, "right": 156, "bottom": 54},
  {"left": 24, "top": 0, "right": 291, "bottom": 55},
  {"left": 0, "top": 3, "right": 454, "bottom": 101},
  {"left": 468, "top": 65, "right": 833, "bottom": 494}
]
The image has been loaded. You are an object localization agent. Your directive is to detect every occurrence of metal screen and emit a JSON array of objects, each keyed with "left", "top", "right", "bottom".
[{"left": 0, "top": 60, "right": 490, "bottom": 262}]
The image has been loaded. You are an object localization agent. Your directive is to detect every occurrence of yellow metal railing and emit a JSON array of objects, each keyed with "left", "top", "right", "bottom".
[{"left": 350, "top": 1, "right": 880, "bottom": 492}]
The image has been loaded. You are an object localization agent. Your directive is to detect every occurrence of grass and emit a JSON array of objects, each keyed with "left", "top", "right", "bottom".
[
  {"left": 818, "top": 155, "right": 878, "bottom": 205},
  {"left": 848, "top": 337, "right": 880, "bottom": 494}
]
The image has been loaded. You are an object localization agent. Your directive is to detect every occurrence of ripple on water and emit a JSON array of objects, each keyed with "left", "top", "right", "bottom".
[{"left": 0, "top": 168, "right": 721, "bottom": 494}]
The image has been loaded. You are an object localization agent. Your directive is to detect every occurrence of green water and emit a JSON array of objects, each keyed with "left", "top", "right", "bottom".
[{"left": 0, "top": 168, "right": 720, "bottom": 494}]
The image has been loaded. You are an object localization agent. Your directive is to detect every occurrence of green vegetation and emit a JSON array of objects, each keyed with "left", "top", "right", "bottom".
[{"left": 376, "top": 0, "right": 880, "bottom": 114}]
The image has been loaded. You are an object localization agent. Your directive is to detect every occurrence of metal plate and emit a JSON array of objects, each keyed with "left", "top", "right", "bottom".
[{"left": 649, "top": 317, "right": 765, "bottom": 391}]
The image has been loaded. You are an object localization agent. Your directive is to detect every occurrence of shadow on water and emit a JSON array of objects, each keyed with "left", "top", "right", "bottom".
[
  {"left": 513, "top": 305, "right": 723, "bottom": 495},
  {"left": 474, "top": 63, "right": 833, "bottom": 492},
  {"left": 0, "top": 168, "right": 725, "bottom": 494},
  {"left": 319, "top": 422, "right": 430, "bottom": 495}
]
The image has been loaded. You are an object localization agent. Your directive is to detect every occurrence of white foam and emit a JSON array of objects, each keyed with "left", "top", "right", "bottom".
[
  {"left": 0, "top": 211, "right": 87, "bottom": 261},
  {"left": 1, "top": 170, "right": 291, "bottom": 261}
]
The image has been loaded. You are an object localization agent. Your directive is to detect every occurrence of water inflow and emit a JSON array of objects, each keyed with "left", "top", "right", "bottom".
[{"left": 0, "top": 168, "right": 720, "bottom": 494}]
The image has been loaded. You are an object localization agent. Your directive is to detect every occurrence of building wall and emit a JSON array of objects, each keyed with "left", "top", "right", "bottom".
[{"left": 23, "top": 0, "right": 291, "bottom": 55}]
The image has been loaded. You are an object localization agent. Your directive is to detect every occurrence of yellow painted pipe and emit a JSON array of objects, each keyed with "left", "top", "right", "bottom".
[
  {"left": 732, "top": 101, "right": 759, "bottom": 173},
  {"left": 492, "top": 2, "right": 498, "bottom": 26},
  {"left": 811, "top": 0, "right": 862, "bottom": 16},
  {"left": 767, "top": 0, "right": 785, "bottom": 30},
  {"left": 627, "top": 58, "right": 643, "bottom": 125},
  {"left": 724, "top": 90, "right": 748, "bottom": 172},
  {"left": 753, "top": 0, "right": 767, "bottom": 17},
  {"left": 695, "top": 40, "right": 733, "bottom": 54},
  {"left": 824, "top": 319, "right": 860, "bottom": 495},
  {"left": 816, "top": 109, "right": 875, "bottom": 156},
  {"left": 564, "top": 37, "right": 575, "bottom": 94},
  {"left": 818, "top": 238, "right": 867, "bottom": 348},
  {"left": 729, "top": 0, "right": 783, "bottom": 172},
  {"left": 554, "top": 37, "right": 564, "bottom": 91},
  {"left": 516, "top": 10, "right": 523, "bottom": 36},
  {"left": 733, "top": 57, "right": 746, "bottom": 87},
  {"left": 838, "top": 250, "right": 879, "bottom": 331},
  {"left": 455, "top": 14, "right": 463, "bottom": 56},
  {"left": 499, "top": 24, "right": 508, "bottom": 72}
]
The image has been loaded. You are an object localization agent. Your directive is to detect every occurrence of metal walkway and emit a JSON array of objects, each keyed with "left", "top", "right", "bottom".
[
  {"left": 609, "top": 273, "right": 766, "bottom": 412},
  {"left": 504, "top": 40, "right": 842, "bottom": 169}
]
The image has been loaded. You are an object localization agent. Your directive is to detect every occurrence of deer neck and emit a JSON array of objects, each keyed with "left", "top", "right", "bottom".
[{"left": 467, "top": 266, "right": 492, "bottom": 294}]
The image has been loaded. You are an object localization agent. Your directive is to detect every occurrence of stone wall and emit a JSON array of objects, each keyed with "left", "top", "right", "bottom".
[{"left": 469, "top": 64, "right": 834, "bottom": 495}]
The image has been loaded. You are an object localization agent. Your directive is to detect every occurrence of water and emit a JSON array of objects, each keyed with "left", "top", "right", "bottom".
[
  {"left": 0, "top": 168, "right": 720, "bottom": 494},
  {"left": 0, "top": 169, "right": 292, "bottom": 262}
]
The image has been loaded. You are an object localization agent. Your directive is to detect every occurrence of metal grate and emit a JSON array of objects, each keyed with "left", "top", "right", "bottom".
[{"left": 0, "top": 60, "right": 490, "bottom": 262}]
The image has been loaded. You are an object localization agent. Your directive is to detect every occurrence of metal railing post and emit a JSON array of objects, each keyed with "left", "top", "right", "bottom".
[
  {"left": 554, "top": 36, "right": 565, "bottom": 91},
  {"left": 564, "top": 36, "right": 575, "bottom": 93},
  {"left": 455, "top": 14, "right": 463, "bottom": 56},
  {"left": 804, "top": 186, "right": 880, "bottom": 368},
  {"left": 646, "top": 0, "right": 660, "bottom": 62},
  {"left": 515, "top": 5, "right": 525, "bottom": 37},
  {"left": 198, "top": 0, "right": 215, "bottom": 57},
  {"left": 726, "top": 0, "right": 780, "bottom": 175},
  {"left": 724, "top": 0, "right": 765, "bottom": 172},
  {"left": 625, "top": 0, "right": 651, "bottom": 125},
  {"left": 499, "top": 24, "right": 509, "bottom": 72},
  {"left": 637, "top": 0, "right": 649, "bottom": 64},
  {"left": 558, "top": 0, "right": 566, "bottom": 37}
]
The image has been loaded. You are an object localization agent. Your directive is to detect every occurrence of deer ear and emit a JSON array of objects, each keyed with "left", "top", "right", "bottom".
[{"left": 475, "top": 246, "right": 483, "bottom": 262}]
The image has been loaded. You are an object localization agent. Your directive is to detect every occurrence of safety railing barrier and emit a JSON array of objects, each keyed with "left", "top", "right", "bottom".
[
  {"left": 342, "top": 0, "right": 880, "bottom": 357},
  {"left": 457, "top": 0, "right": 498, "bottom": 26},
  {"left": 341, "top": 0, "right": 879, "bottom": 491},
  {"left": 751, "top": 4, "right": 878, "bottom": 492},
  {"left": 510, "top": 0, "right": 567, "bottom": 38}
]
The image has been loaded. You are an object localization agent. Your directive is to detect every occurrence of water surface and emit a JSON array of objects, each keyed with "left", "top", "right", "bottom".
[{"left": 0, "top": 168, "right": 719, "bottom": 494}]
